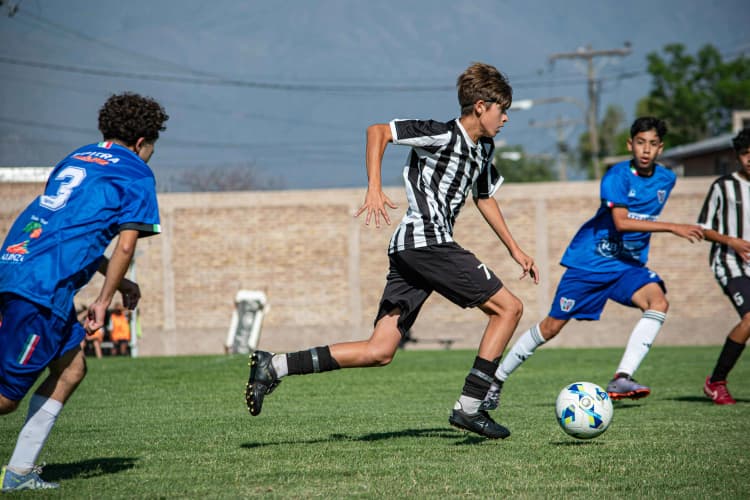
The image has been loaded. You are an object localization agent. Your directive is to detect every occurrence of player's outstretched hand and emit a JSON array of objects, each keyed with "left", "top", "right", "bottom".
[
  {"left": 729, "top": 237, "right": 750, "bottom": 262},
  {"left": 118, "top": 278, "right": 142, "bottom": 310},
  {"left": 672, "top": 223, "right": 704, "bottom": 243},
  {"left": 85, "top": 300, "right": 108, "bottom": 333},
  {"left": 355, "top": 188, "right": 397, "bottom": 228},
  {"left": 511, "top": 248, "right": 540, "bottom": 284}
]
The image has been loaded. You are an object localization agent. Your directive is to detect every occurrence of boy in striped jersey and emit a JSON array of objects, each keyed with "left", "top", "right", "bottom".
[
  {"left": 246, "top": 62, "right": 539, "bottom": 439},
  {"left": 479, "top": 117, "right": 704, "bottom": 411},
  {"left": 0, "top": 93, "right": 167, "bottom": 490},
  {"left": 701, "top": 128, "right": 750, "bottom": 404}
]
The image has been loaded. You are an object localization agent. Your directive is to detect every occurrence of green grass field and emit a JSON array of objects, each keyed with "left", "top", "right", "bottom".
[{"left": 1, "top": 347, "right": 748, "bottom": 498}]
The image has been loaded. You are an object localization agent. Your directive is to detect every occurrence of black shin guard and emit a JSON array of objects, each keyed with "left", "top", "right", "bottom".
[
  {"left": 287, "top": 346, "right": 340, "bottom": 375},
  {"left": 461, "top": 356, "right": 496, "bottom": 399}
]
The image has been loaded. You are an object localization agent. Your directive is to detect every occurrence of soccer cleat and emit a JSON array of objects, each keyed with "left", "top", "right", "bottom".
[
  {"left": 606, "top": 373, "right": 650, "bottom": 400},
  {"left": 1, "top": 465, "right": 59, "bottom": 491},
  {"left": 703, "top": 376, "right": 736, "bottom": 405},
  {"left": 449, "top": 408, "right": 510, "bottom": 439},
  {"left": 479, "top": 383, "right": 503, "bottom": 411},
  {"left": 245, "top": 350, "right": 281, "bottom": 416}
]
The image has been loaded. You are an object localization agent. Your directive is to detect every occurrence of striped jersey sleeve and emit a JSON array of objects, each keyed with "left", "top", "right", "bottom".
[{"left": 698, "top": 173, "right": 750, "bottom": 281}]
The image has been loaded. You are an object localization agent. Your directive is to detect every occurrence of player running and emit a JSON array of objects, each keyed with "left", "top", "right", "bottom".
[
  {"left": 246, "top": 62, "right": 538, "bottom": 440},
  {"left": 700, "top": 128, "right": 750, "bottom": 404},
  {"left": 0, "top": 93, "right": 167, "bottom": 491},
  {"left": 480, "top": 117, "right": 703, "bottom": 412}
]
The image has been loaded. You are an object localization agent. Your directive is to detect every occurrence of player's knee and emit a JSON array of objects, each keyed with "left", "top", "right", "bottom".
[
  {"left": 369, "top": 348, "right": 395, "bottom": 367},
  {"left": 737, "top": 313, "right": 750, "bottom": 338},
  {"left": 649, "top": 295, "right": 669, "bottom": 313},
  {"left": 0, "top": 395, "right": 20, "bottom": 415}
]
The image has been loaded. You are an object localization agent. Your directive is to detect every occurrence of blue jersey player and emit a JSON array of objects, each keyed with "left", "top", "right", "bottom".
[
  {"left": 480, "top": 117, "right": 704, "bottom": 413},
  {"left": 0, "top": 93, "right": 168, "bottom": 491}
]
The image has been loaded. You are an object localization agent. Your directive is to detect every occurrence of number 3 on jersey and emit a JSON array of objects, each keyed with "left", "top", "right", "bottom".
[{"left": 40, "top": 166, "right": 86, "bottom": 211}]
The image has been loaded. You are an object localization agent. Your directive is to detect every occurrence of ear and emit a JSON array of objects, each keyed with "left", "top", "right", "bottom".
[
  {"left": 626, "top": 138, "right": 633, "bottom": 152},
  {"left": 134, "top": 137, "right": 147, "bottom": 151}
]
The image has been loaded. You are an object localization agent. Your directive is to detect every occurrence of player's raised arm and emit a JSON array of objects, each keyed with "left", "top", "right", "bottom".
[{"left": 355, "top": 123, "right": 397, "bottom": 228}]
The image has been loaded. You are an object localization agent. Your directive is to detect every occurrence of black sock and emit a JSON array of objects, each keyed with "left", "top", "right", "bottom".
[
  {"left": 286, "top": 346, "right": 341, "bottom": 375},
  {"left": 461, "top": 356, "right": 496, "bottom": 400},
  {"left": 711, "top": 338, "right": 745, "bottom": 383}
]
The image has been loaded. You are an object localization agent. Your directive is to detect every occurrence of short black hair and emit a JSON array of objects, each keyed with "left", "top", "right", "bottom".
[
  {"left": 732, "top": 128, "right": 750, "bottom": 154},
  {"left": 98, "top": 92, "right": 168, "bottom": 146},
  {"left": 630, "top": 116, "right": 667, "bottom": 140}
]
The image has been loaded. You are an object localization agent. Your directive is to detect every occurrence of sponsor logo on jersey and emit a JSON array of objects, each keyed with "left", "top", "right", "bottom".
[
  {"left": 560, "top": 297, "right": 575, "bottom": 312},
  {"left": 596, "top": 238, "right": 622, "bottom": 258}
]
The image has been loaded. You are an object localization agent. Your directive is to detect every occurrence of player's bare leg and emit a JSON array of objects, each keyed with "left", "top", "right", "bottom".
[
  {"left": 2, "top": 348, "right": 83, "bottom": 491},
  {"left": 245, "top": 310, "right": 402, "bottom": 416}
]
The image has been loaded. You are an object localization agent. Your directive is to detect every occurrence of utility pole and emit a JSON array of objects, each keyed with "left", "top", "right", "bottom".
[
  {"left": 549, "top": 43, "right": 631, "bottom": 178},
  {"left": 529, "top": 116, "right": 580, "bottom": 181}
]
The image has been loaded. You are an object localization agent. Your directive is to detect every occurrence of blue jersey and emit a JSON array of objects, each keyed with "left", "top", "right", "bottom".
[
  {"left": 0, "top": 142, "right": 160, "bottom": 319},
  {"left": 560, "top": 161, "right": 676, "bottom": 272}
]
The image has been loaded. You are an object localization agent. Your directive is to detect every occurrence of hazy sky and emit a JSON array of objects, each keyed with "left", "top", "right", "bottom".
[{"left": 1, "top": 0, "right": 747, "bottom": 190}]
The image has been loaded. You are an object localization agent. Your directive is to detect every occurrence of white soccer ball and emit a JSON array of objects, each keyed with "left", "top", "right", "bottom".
[{"left": 555, "top": 381, "right": 613, "bottom": 439}]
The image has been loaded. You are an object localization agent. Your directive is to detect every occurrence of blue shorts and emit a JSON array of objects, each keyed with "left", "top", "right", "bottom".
[
  {"left": 548, "top": 267, "right": 665, "bottom": 321},
  {"left": 0, "top": 293, "right": 85, "bottom": 401}
]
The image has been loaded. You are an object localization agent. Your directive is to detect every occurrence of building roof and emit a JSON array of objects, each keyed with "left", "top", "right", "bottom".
[{"left": 660, "top": 133, "right": 734, "bottom": 160}]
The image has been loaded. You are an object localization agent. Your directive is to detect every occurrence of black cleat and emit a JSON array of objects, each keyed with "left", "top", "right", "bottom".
[
  {"left": 449, "top": 408, "right": 510, "bottom": 439},
  {"left": 245, "top": 350, "right": 281, "bottom": 416}
]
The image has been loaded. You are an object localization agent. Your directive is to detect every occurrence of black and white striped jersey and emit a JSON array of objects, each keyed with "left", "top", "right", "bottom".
[
  {"left": 698, "top": 172, "right": 750, "bottom": 283},
  {"left": 387, "top": 118, "right": 504, "bottom": 254}
]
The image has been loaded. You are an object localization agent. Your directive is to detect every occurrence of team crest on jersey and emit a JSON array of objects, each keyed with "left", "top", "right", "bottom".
[
  {"left": 657, "top": 190, "right": 666, "bottom": 204},
  {"left": 560, "top": 297, "right": 576, "bottom": 312}
]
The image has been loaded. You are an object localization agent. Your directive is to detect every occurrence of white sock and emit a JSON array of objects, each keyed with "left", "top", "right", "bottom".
[
  {"left": 615, "top": 310, "right": 666, "bottom": 376},
  {"left": 8, "top": 395, "right": 63, "bottom": 473},
  {"left": 271, "top": 354, "right": 288, "bottom": 378},
  {"left": 496, "top": 323, "right": 546, "bottom": 381},
  {"left": 455, "top": 396, "right": 481, "bottom": 414}
]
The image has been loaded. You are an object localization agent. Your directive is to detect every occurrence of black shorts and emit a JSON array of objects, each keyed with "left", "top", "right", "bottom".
[
  {"left": 374, "top": 242, "right": 503, "bottom": 336},
  {"left": 720, "top": 276, "right": 750, "bottom": 318}
]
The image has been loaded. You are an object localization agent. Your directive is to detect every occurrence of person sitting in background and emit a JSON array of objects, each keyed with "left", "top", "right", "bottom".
[{"left": 108, "top": 303, "right": 131, "bottom": 356}]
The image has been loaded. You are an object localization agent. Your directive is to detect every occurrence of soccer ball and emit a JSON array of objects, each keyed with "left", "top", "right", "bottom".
[{"left": 555, "top": 381, "right": 613, "bottom": 439}]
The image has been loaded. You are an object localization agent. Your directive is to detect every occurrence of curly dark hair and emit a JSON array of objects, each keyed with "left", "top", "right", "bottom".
[
  {"left": 732, "top": 128, "right": 750, "bottom": 155},
  {"left": 630, "top": 116, "right": 667, "bottom": 140},
  {"left": 98, "top": 92, "right": 168, "bottom": 146}
]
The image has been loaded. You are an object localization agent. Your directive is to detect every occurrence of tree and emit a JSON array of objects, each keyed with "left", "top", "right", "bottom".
[
  {"left": 494, "top": 146, "right": 556, "bottom": 183},
  {"left": 167, "top": 163, "right": 284, "bottom": 192},
  {"left": 637, "top": 43, "right": 750, "bottom": 148}
]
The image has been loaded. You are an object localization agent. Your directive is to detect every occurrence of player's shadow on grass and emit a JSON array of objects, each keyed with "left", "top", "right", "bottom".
[
  {"left": 241, "top": 427, "right": 488, "bottom": 448},
  {"left": 39, "top": 457, "right": 137, "bottom": 482},
  {"left": 550, "top": 440, "right": 605, "bottom": 447}
]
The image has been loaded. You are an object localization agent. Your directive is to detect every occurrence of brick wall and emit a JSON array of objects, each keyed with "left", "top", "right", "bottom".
[{"left": 0, "top": 177, "right": 734, "bottom": 355}]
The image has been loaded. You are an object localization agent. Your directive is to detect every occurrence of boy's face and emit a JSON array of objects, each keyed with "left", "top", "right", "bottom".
[
  {"left": 737, "top": 147, "right": 750, "bottom": 180},
  {"left": 627, "top": 129, "right": 663, "bottom": 170},
  {"left": 477, "top": 100, "right": 508, "bottom": 138}
]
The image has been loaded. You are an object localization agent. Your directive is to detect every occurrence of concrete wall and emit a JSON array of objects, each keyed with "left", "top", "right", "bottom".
[{"left": 0, "top": 177, "right": 734, "bottom": 355}]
